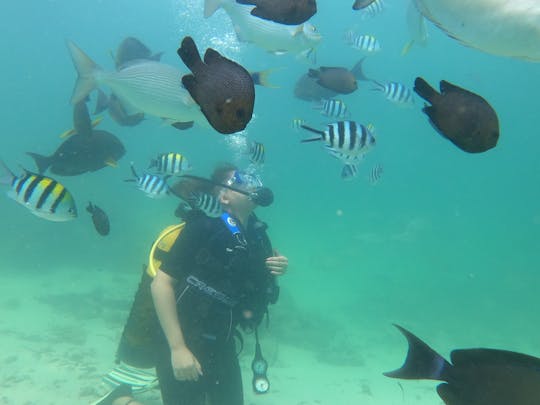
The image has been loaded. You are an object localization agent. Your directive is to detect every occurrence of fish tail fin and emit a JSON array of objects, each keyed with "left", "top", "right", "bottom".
[
  {"left": 204, "top": 0, "right": 222, "bottom": 18},
  {"left": 251, "top": 69, "right": 281, "bottom": 88},
  {"left": 413, "top": 77, "right": 437, "bottom": 103},
  {"left": 86, "top": 201, "right": 94, "bottom": 214},
  {"left": 370, "top": 80, "right": 384, "bottom": 92},
  {"left": 148, "top": 159, "right": 157, "bottom": 170},
  {"left": 129, "top": 162, "right": 139, "bottom": 179},
  {"left": 350, "top": 57, "right": 371, "bottom": 81},
  {"left": 0, "top": 160, "right": 15, "bottom": 185},
  {"left": 383, "top": 324, "right": 451, "bottom": 381},
  {"left": 300, "top": 124, "right": 325, "bottom": 137},
  {"left": 26, "top": 152, "right": 52, "bottom": 174},
  {"left": 177, "top": 36, "right": 203, "bottom": 73},
  {"left": 66, "top": 40, "right": 102, "bottom": 104}
]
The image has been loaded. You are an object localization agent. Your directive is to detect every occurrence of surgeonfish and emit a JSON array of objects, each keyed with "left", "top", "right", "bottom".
[
  {"left": 372, "top": 81, "right": 415, "bottom": 106},
  {"left": 86, "top": 202, "right": 110, "bottom": 236},
  {"left": 346, "top": 34, "right": 381, "bottom": 53},
  {"left": 177, "top": 36, "right": 255, "bottom": 134},
  {"left": 308, "top": 67, "right": 358, "bottom": 94},
  {"left": 301, "top": 121, "right": 376, "bottom": 161},
  {"left": 414, "top": 77, "right": 499, "bottom": 153},
  {"left": 204, "top": 0, "right": 321, "bottom": 58},
  {"left": 412, "top": 0, "right": 540, "bottom": 61},
  {"left": 113, "top": 37, "right": 163, "bottom": 70},
  {"left": 67, "top": 41, "right": 204, "bottom": 130},
  {"left": 27, "top": 101, "right": 125, "bottom": 176},
  {"left": 248, "top": 141, "right": 265, "bottom": 165},
  {"left": 385, "top": 324, "right": 540, "bottom": 405},
  {"left": 127, "top": 163, "right": 170, "bottom": 198},
  {"left": 235, "top": 0, "right": 317, "bottom": 25},
  {"left": 0, "top": 162, "right": 77, "bottom": 222},
  {"left": 188, "top": 192, "right": 223, "bottom": 218},
  {"left": 148, "top": 153, "right": 191, "bottom": 176},
  {"left": 315, "top": 98, "right": 349, "bottom": 118}
]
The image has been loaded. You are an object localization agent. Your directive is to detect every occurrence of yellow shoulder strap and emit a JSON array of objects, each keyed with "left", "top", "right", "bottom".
[{"left": 147, "top": 223, "right": 186, "bottom": 278}]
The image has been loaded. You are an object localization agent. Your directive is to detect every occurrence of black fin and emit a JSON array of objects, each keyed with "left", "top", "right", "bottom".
[
  {"left": 439, "top": 80, "right": 463, "bottom": 95},
  {"left": 177, "top": 36, "right": 203, "bottom": 73},
  {"left": 383, "top": 324, "right": 451, "bottom": 381},
  {"left": 301, "top": 137, "right": 322, "bottom": 143},
  {"left": 26, "top": 152, "right": 52, "bottom": 174},
  {"left": 300, "top": 124, "right": 325, "bottom": 136},
  {"left": 308, "top": 69, "right": 320, "bottom": 79},
  {"left": 171, "top": 121, "right": 195, "bottom": 130},
  {"left": 94, "top": 89, "right": 109, "bottom": 114},
  {"left": 181, "top": 75, "right": 198, "bottom": 101},
  {"left": 203, "top": 48, "right": 224, "bottom": 65},
  {"left": 86, "top": 201, "right": 94, "bottom": 214},
  {"left": 236, "top": 0, "right": 256, "bottom": 4},
  {"left": 129, "top": 162, "right": 139, "bottom": 179},
  {"left": 73, "top": 99, "right": 93, "bottom": 137},
  {"left": 413, "top": 77, "right": 438, "bottom": 104},
  {"left": 350, "top": 57, "right": 370, "bottom": 81}
]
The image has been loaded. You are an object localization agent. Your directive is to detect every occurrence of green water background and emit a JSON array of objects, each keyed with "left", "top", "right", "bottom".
[{"left": 1, "top": 0, "right": 540, "bottom": 399}]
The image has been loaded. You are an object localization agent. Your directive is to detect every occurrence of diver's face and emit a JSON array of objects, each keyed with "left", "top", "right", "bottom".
[{"left": 220, "top": 186, "right": 256, "bottom": 213}]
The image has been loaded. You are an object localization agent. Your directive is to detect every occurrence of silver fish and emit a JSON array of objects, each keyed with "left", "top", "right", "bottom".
[
  {"left": 204, "top": 0, "right": 321, "bottom": 57},
  {"left": 67, "top": 41, "right": 205, "bottom": 129},
  {"left": 413, "top": 0, "right": 540, "bottom": 61},
  {"left": 373, "top": 81, "right": 415, "bottom": 106}
]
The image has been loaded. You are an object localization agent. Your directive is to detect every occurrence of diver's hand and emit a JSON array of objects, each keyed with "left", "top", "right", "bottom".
[
  {"left": 171, "top": 346, "right": 203, "bottom": 381},
  {"left": 265, "top": 252, "right": 289, "bottom": 276}
]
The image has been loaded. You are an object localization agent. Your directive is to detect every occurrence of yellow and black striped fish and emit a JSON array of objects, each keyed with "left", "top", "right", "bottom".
[{"left": 1, "top": 162, "right": 77, "bottom": 221}]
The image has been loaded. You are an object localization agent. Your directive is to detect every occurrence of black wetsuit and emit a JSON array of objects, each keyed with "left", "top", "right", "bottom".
[{"left": 156, "top": 212, "right": 277, "bottom": 405}]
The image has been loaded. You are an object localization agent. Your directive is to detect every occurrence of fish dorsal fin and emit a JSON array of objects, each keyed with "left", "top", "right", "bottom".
[
  {"left": 73, "top": 100, "right": 93, "bottom": 137},
  {"left": 177, "top": 37, "right": 203, "bottom": 73},
  {"left": 439, "top": 80, "right": 465, "bottom": 95},
  {"left": 450, "top": 349, "right": 540, "bottom": 369},
  {"left": 204, "top": 48, "right": 224, "bottom": 65}
]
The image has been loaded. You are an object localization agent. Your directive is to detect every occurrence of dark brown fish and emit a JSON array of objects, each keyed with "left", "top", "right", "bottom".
[
  {"left": 414, "top": 77, "right": 499, "bottom": 153},
  {"left": 27, "top": 101, "right": 125, "bottom": 175},
  {"left": 308, "top": 67, "right": 358, "bottom": 94},
  {"left": 114, "top": 37, "right": 163, "bottom": 69},
  {"left": 177, "top": 36, "right": 255, "bottom": 134},
  {"left": 385, "top": 324, "right": 540, "bottom": 405},
  {"left": 86, "top": 202, "right": 110, "bottom": 236},
  {"left": 352, "top": 0, "right": 377, "bottom": 10},
  {"left": 236, "top": 0, "right": 317, "bottom": 25}
]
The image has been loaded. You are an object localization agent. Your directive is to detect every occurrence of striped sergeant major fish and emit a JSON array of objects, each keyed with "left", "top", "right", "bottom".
[
  {"left": 148, "top": 153, "right": 191, "bottom": 175},
  {"left": 126, "top": 163, "right": 170, "bottom": 198},
  {"left": 347, "top": 34, "right": 381, "bottom": 53},
  {"left": 292, "top": 118, "right": 306, "bottom": 130},
  {"left": 361, "top": 0, "right": 385, "bottom": 18},
  {"left": 315, "top": 98, "right": 350, "bottom": 118},
  {"left": 368, "top": 163, "right": 383, "bottom": 184},
  {"left": 0, "top": 162, "right": 77, "bottom": 221},
  {"left": 248, "top": 141, "right": 265, "bottom": 165},
  {"left": 372, "top": 81, "right": 415, "bottom": 106},
  {"left": 188, "top": 192, "right": 223, "bottom": 218},
  {"left": 300, "top": 121, "right": 376, "bottom": 159}
]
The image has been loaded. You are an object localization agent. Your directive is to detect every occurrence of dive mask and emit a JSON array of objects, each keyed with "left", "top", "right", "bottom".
[{"left": 226, "top": 171, "right": 274, "bottom": 207}]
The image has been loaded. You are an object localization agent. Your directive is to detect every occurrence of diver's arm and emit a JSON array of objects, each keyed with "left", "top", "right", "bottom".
[
  {"left": 151, "top": 270, "right": 186, "bottom": 350},
  {"left": 151, "top": 270, "right": 202, "bottom": 380}
]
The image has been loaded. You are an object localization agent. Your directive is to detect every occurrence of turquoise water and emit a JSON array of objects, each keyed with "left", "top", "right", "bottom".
[{"left": 1, "top": 1, "right": 540, "bottom": 404}]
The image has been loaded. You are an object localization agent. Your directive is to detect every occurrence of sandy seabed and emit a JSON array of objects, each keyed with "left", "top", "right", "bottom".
[{"left": 0, "top": 268, "right": 443, "bottom": 405}]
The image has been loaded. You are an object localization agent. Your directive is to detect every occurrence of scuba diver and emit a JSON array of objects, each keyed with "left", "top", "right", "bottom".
[{"left": 96, "top": 163, "right": 288, "bottom": 405}]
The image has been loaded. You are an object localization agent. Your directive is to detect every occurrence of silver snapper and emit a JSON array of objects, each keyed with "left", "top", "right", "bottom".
[
  {"left": 204, "top": 0, "right": 321, "bottom": 56},
  {"left": 67, "top": 41, "right": 206, "bottom": 127},
  {"left": 413, "top": 0, "right": 540, "bottom": 61}
]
